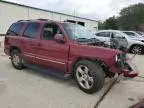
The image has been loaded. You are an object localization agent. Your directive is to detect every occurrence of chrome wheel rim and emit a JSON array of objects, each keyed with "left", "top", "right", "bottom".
[
  {"left": 76, "top": 65, "right": 93, "bottom": 89},
  {"left": 132, "top": 46, "right": 142, "bottom": 54},
  {"left": 12, "top": 54, "right": 20, "bottom": 66}
]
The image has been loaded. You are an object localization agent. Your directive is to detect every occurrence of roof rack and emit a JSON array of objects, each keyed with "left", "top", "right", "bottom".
[
  {"left": 17, "top": 20, "right": 30, "bottom": 22},
  {"left": 17, "top": 19, "right": 51, "bottom": 22},
  {"left": 37, "top": 19, "right": 50, "bottom": 21}
]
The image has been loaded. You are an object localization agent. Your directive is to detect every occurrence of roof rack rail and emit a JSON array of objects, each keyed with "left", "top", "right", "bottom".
[
  {"left": 17, "top": 20, "right": 30, "bottom": 22},
  {"left": 37, "top": 19, "right": 49, "bottom": 21}
]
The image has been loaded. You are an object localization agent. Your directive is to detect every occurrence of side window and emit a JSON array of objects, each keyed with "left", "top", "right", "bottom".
[
  {"left": 43, "top": 23, "right": 62, "bottom": 40},
  {"left": 96, "top": 32, "right": 110, "bottom": 37},
  {"left": 112, "top": 32, "right": 123, "bottom": 38},
  {"left": 96, "top": 32, "right": 105, "bottom": 37},
  {"left": 105, "top": 32, "right": 110, "bottom": 37},
  {"left": 7, "top": 22, "right": 24, "bottom": 36},
  {"left": 23, "top": 23, "right": 40, "bottom": 38}
]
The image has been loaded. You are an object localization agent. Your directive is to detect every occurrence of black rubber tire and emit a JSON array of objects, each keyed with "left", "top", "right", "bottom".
[
  {"left": 11, "top": 49, "right": 25, "bottom": 70},
  {"left": 74, "top": 60, "right": 105, "bottom": 94},
  {"left": 130, "top": 45, "right": 144, "bottom": 54}
]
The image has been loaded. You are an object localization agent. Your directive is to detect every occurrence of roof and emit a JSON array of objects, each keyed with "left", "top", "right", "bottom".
[
  {"left": 96, "top": 30, "right": 121, "bottom": 32},
  {"left": 0, "top": 0, "right": 98, "bottom": 22}
]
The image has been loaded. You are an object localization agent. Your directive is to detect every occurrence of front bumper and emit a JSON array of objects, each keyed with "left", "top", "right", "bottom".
[
  {"left": 123, "top": 71, "right": 138, "bottom": 78},
  {"left": 109, "top": 54, "right": 138, "bottom": 78},
  {"left": 122, "top": 59, "right": 138, "bottom": 78}
]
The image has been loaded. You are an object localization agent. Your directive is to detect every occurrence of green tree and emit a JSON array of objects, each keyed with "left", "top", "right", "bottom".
[
  {"left": 103, "top": 16, "right": 118, "bottom": 30},
  {"left": 118, "top": 3, "right": 144, "bottom": 30},
  {"left": 98, "top": 21, "right": 105, "bottom": 30}
]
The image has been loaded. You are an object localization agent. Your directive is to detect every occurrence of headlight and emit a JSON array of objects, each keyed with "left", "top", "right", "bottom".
[{"left": 115, "top": 53, "right": 126, "bottom": 69}]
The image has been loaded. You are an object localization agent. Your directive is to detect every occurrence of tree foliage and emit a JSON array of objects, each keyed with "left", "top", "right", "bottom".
[
  {"left": 118, "top": 3, "right": 144, "bottom": 30},
  {"left": 103, "top": 16, "right": 118, "bottom": 30},
  {"left": 100, "top": 3, "right": 144, "bottom": 31}
]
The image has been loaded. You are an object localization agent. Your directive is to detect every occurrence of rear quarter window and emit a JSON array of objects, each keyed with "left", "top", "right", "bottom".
[{"left": 6, "top": 22, "right": 24, "bottom": 36}]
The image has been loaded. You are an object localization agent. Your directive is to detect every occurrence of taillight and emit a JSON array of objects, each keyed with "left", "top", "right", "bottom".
[{"left": 4, "top": 36, "right": 9, "bottom": 45}]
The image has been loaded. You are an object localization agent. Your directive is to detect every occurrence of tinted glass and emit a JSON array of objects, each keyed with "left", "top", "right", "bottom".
[
  {"left": 123, "top": 32, "right": 135, "bottom": 36},
  {"left": 96, "top": 32, "right": 110, "bottom": 37},
  {"left": 23, "top": 23, "right": 39, "bottom": 38},
  {"left": 112, "top": 32, "right": 123, "bottom": 38},
  {"left": 43, "top": 23, "right": 62, "bottom": 40},
  {"left": 7, "top": 22, "right": 24, "bottom": 35}
]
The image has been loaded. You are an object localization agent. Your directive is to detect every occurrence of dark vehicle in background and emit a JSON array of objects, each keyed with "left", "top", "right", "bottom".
[{"left": 4, "top": 19, "right": 138, "bottom": 94}]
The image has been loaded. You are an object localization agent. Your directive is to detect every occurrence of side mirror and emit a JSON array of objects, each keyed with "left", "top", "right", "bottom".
[{"left": 54, "top": 34, "right": 65, "bottom": 43}]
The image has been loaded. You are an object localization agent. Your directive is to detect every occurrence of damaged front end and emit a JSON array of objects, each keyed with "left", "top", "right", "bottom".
[{"left": 115, "top": 53, "right": 138, "bottom": 78}]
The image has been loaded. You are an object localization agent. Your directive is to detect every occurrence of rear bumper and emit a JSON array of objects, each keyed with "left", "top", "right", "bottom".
[{"left": 4, "top": 48, "right": 10, "bottom": 55}]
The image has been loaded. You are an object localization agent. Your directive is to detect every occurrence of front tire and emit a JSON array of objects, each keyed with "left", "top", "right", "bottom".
[
  {"left": 74, "top": 60, "right": 105, "bottom": 94},
  {"left": 11, "top": 49, "right": 25, "bottom": 70},
  {"left": 130, "top": 45, "right": 144, "bottom": 54}
]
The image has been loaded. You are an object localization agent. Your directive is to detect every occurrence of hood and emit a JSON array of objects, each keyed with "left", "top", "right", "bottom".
[
  {"left": 71, "top": 43, "right": 121, "bottom": 63},
  {"left": 129, "top": 36, "right": 144, "bottom": 41},
  {"left": 128, "top": 37, "right": 144, "bottom": 45}
]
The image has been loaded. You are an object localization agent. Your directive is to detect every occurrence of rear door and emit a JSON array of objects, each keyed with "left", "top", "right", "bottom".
[
  {"left": 21, "top": 22, "right": 41, "bottom": 64},
  {"left": 96, "top": 32, "right": 111, "bottom": 45},
  {"left": 35, "top": 22, "right": 69, "bottom": 72}
]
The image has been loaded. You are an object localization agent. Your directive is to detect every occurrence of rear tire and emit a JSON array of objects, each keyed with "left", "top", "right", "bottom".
[
  {"left": 74, "top": 60, "right": 105, "bottom": 94},
  {"left": 11, "top": 49, "right": 25, "bottom": 70}
]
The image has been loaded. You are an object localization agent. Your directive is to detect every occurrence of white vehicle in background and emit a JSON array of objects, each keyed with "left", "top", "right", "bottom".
[
  {"left": 136, "top": 31, "right": 144, "bottom": 37},
  {"left": 123, "top": 31, "right": 144, "bottom": 38},
  {"left": 95, "top": 30, "right": 144, "bottom": 54}
]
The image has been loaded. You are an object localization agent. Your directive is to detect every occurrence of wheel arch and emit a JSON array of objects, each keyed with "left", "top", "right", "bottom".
[
  {"left": 10, "top": 46, "right": 21, "bottom": 54},
  {"left": 71, "top": 57, "right": 106, "bottom": 77},
  {"left": 129, "top": 44, "right": 142, "bottom": 52}
]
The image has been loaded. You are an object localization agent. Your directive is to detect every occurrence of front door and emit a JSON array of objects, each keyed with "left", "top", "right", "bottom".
[
  {"left": 111, "top": 32, "right": 128, "bottom": 49},
  {"left": 35, "top": 23, "right": 69, "bottom": 72}
]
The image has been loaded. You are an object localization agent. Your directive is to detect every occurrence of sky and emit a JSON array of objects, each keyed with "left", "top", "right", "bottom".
[{"left": 6, "top": 0, "right": 144, "bottom": 21}]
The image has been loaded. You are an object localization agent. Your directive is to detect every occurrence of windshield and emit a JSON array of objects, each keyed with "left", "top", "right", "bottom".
[
  {"left": 63, "top": 23, "right": 96, "bottom": 41},
  {"left": 123, "top": 31, "right": 143, "bottom": 38},
  {"left": 123, "top": 32, "right": 136, "bottom": 37}
]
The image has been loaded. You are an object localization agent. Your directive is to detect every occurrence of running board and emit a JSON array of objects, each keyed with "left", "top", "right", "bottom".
[{"left": 24, "top": 62, "right": 72, "bottom": 79}]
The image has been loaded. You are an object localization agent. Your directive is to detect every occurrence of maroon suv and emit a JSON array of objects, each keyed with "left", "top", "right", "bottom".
[{"left": 4, "top": 19, "right": 138, "bottom": 94}]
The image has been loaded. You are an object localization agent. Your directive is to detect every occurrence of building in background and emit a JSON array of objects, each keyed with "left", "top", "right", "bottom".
[{"left": 0, "top": 0, "right": 98, "bottom": 35}]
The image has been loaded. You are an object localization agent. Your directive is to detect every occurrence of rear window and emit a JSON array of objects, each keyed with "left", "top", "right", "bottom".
[{"left": 7, "top": 22, "right": 24, "bottom": 36}]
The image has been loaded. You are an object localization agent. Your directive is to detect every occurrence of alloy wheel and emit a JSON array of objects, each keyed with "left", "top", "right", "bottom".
[
  {"left": 12, "top": 54, "right": 20, "bottom": 66},
  {"left": 76, "top": 65, "right": 94, "bottom": 89},
  {"left": 131, "top": 45, "right": 143, "bottom": 54}
]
